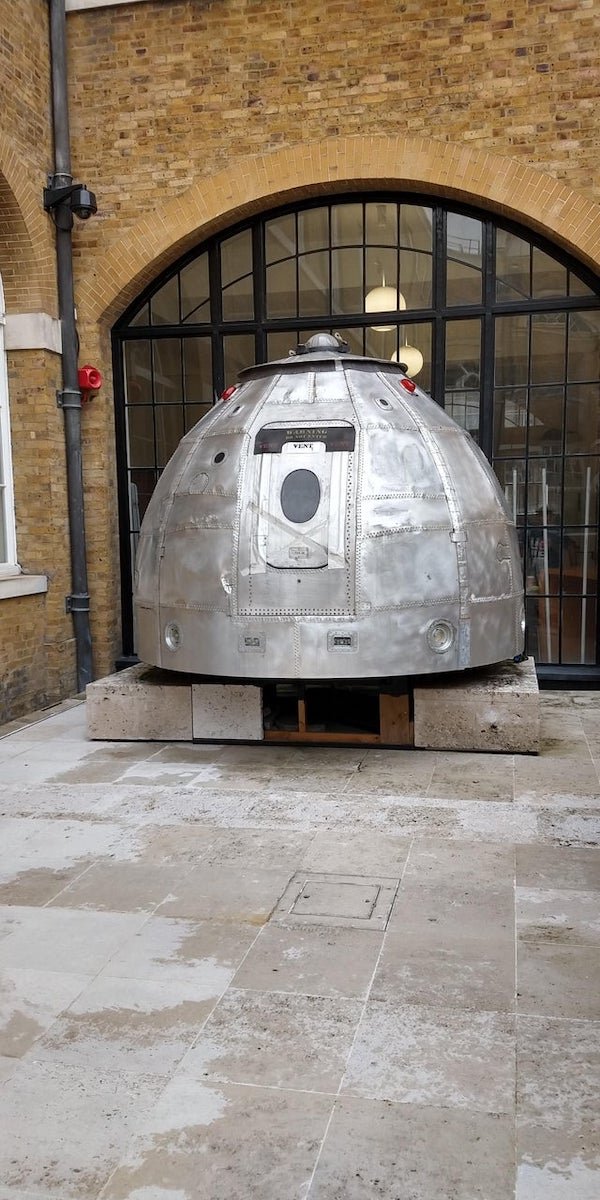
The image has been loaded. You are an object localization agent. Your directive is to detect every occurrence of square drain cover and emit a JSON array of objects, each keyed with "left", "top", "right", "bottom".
[{"left": 273, "top": 872, "right": 398, "bottom": 930}]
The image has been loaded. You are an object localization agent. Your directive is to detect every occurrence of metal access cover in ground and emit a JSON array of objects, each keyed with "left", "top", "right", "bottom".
[{"left": 273, "top": 872, "right": 398, "bottom": 930}]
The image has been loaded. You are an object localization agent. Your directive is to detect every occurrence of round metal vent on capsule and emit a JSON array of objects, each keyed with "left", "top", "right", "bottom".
[{"left": 134, "top": 335, "right": 524, "bottom": 680}]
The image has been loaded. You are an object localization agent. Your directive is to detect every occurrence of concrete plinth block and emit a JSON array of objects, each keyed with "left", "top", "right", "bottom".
[
  {"left": 192, "top": 683, "right": 263, "bottom": 742},
  {"left": 86, "top": 664, "right": 193, "bottom": 740},
  {"left": 413, "top": 657, "right": 540, "bottom": 754}
]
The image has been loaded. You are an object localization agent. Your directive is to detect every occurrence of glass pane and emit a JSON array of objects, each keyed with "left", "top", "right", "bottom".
[
  {"left": 569, "top": 272, "right": 596, "bottom": 298},
  {"left": 223, "top": 334, "right": 255, "bottom": 384},
  {"left": 129, "top": 468, "right": 157, "bottom": 528},
  {"left": 495, "top": 314, "right": 529, "bottom": 386},
  {"left": 298, "top": 207, "right": 328, "bottom": 253},
  {"left": 390, "top": 323, "right": 432, "bottom": 391},
  {"left": 531, "top": 312, "right": 566, "bottom": 384},
  {"left": 529, "top": 588, "right": 559, "bottom": 663},
  {"left": 561, "top": 596, "right": 597, "bottom": 663},
  {"left": 298, "top": 251, "right": 329, "bottom": 317},
  {"left": 528, "top": 387, "right": 564, "bottom": 457},
  {"left": 331, "top": 203, "right": 362, "bottom": 247},
  {"left": 183, "top": 339, "right": 212, "bottom": 405},
  {"left": 493, "top": 388, "right": 528, "bottom": 458},
  {"left": 267, "top": 330, "right": 299, "bottom": 360},
  {"left": 180, "top": 253, "right": 210, "bottom": 322},
  {"left": 532, "top": 247, "right": 567, "bottom": 298},
  {"left": 445, "top": 319, "right": 481, "bottom": 437},
  {"left": 128, "top": 302, "right": 149, "bottom": 328},
  {"left": 446, "top": 214, "right": 483, "bottom": 306},
  {"left": 496, "top": 230, "right": 531, "bottom": 301},
  {"left": 127, "top": 406, "right": 155, "bottom": 469},
  {"left": 365, "top": 246, "right": 397, "bottom": 293},
  {"left": 562, "top": 529, "right": 598, "bottom": 585},
  {"left": 155, "top": 406, "right": 184, "bottom": 468},
  {"left": 565, "top": 384, "right": 600, "bottom": 454},
  {"left": 493, "top": 459, "right": 526, "bottom": 526},
  {"left": 526, "top": 461, "right": 562, "bottom": 527},
  {"left": 265, "top": 213, "right": 296, "bottom": 264},
  {"left": 342, "top": 327, "right": 366, "bottom": 355},
  {"left": 400, "top": 249, "right": 432, "bottom": 309},
  {"left": 266, "top": 259, "right": 297, "bottom": 318},
  {"left": 185, "top": 404, "right": 212, "bottom": 432},
  {"left": 564, "top": 457, "right": 599, "bottom": 525},
  {"left": 332, "top": 247, "right": 363, "bottom": 315},
  {"left": 150, "top": 274, "right": 179, "bottom": 325},
  {"left": 400, "top": 204, "right": 433, "bottom": 253},
  {"left": 124, "top": 341, "right": 152, "bottom": 404},
  {"left": 567, "top": 309, "right": 600, "bottom": 382},
  {"left": 153, "top": 340, "right": 182, "bottom": 404},
  {"left": 221, "top": 228, "right": 252, "bottom": 287},
  {"left": 365, "top": 202, "right": 397, "bottom": 246},
  {"left": 222, "top": 274, "right": 254, "bottom": 321},
  {"left": 365, "top": 326, "right": 391, "bottom": 360}
]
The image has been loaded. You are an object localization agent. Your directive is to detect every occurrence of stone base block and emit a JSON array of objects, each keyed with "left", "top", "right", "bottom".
[
  {"left": 86, "top": 665, "right": 263, "bottom": 742},
  {"left": 192, "top": 683, "right": 263, "bottom": 741},
  {"left": 86, "top": 664, "right": 193, "bottom": 740},
  {"left": 413, "top": 657, "right": 540, "bottom": 754}
]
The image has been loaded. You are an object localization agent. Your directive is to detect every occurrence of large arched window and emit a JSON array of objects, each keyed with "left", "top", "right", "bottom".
[{"left": 113, "top": 195, "right": 600, "bottom": 682}]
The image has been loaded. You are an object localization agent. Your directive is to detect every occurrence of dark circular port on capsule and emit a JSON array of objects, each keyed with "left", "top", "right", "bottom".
[
  {"left": 281, "top": 469, "right": 321, "bottom": 523},
  {"left": 213, "top": 451, "right": 226, "bottom": 464}
]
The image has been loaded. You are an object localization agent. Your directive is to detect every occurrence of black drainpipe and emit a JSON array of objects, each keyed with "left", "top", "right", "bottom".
[{"left": 47, "top": 0, "right": 93, "bottom": 691}]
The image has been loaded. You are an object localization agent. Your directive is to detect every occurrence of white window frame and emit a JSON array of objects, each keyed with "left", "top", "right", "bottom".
[{"left": 0, "top": 276, "right": 18, "bottom": 578}]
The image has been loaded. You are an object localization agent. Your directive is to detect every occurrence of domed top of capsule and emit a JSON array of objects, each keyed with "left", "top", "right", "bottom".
[{"left": 239, "top": 331, "right": 411, "bottom": 378}]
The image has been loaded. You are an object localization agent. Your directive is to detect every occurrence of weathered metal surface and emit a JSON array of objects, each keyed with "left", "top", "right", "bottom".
[{"left": 134, "top": 335, "right": 524, "bottom": 678}]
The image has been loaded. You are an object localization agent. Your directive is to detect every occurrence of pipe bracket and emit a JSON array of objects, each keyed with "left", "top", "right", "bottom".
[
  {"left": 57, "top": 388, "right": 82, "bottom": 409},
  {"left": 65, "top": 592, "right": 90, "bottom": 614}
]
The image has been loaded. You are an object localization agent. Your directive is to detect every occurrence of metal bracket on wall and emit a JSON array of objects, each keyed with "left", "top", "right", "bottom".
[
  {"left": 56, "top": 388, "right": 82, "bottom": 409},
  {"left": 65, "top": 592, "right": 90, "bottom": 614}
]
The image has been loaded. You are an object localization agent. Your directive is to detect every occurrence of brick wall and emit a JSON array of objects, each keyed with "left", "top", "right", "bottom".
[
  {"left": 67, "top": 0, "right": 600, "bottom": 254},
  {"left": 0, "top": 348, "right": 76, "bottom": 720},
  {"left": 0, "top": 0, "right": 55, "bottom": 314}
]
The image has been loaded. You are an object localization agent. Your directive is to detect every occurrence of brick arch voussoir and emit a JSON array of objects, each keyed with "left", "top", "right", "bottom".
[
  {"left": 87, "top": 136, "right": 600, "bottom": 328},
  {"left": 0, "top": 133, "right": 56, "bottom": 313}
]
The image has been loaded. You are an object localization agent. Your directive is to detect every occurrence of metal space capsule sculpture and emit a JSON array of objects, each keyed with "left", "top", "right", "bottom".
[{"left": 134, "top": 335, "right": 525, "bottom": 679}]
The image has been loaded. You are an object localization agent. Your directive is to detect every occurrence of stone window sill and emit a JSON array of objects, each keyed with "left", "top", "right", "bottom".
[{"left": 0, "top": 574, "right": 48, "bottom": 600}]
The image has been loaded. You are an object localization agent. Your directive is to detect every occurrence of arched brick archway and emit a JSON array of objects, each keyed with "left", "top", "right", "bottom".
[{"left": 83, "top": 134, "right": 600, "bottom": 327}]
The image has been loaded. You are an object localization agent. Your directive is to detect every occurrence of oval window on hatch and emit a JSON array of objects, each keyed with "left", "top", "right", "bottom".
[{"left": 280, "top": 469, "right": 321, "bottom": 523}]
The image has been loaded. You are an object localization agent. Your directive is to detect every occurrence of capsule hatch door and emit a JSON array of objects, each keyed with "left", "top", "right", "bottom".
[
  {"left": 236, "top": 422, "right": 356, "bottom": 615},
  {"left": 256, "top": 424, "right": 353, "bottom": 569}
]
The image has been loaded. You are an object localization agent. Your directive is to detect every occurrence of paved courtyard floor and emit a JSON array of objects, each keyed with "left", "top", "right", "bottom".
[{"left": 0, "top": 690, "right": 598, "bottom": 1199}]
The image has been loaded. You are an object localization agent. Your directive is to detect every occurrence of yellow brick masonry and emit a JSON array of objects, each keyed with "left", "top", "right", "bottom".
[
  {"left": 68, "top": 0, "right": 600, "bottom": 257},
  {"left": 0, "top": 0, "right": 56, "bottom": 314},
  {"left": 0, "top": 0, "right": 73, "bottom": 720},
  {"left": 0, "top": 350, "right": 75, "bottom": 722}
]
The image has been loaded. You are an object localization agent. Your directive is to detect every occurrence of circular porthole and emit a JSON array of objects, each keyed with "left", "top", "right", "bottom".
[
  {"left": 280, "top": 469, "right": 321, "bottom": 523},
  {"left": 164, "top": 621, "right": 182, "bottom": 651},
  {"left": 426, "top": 619, "right": 455, "bottom": 654},
  {"left": 213, "top": 451, "right": 226, "bottom": 464}
]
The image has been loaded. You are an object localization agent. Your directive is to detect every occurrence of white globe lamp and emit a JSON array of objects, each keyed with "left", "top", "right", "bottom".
[
  {"left": 391, "top": 344, "right": 424, "bottom": 378},
  {"left": 365, "top": 286, "right": 406, "bottom": 331}
]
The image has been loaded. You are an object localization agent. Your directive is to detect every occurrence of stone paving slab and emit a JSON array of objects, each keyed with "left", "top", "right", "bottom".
[
  {"left": 309, "top": 1098, "right": 515, "bottom": 1199},
  {"left": 0, "top": 692, "right": 598, "bottom": 1198}
]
